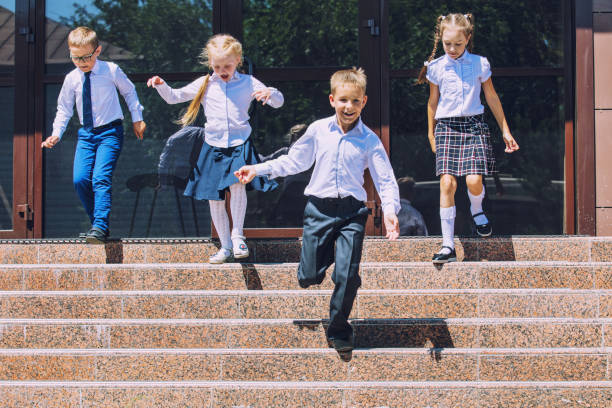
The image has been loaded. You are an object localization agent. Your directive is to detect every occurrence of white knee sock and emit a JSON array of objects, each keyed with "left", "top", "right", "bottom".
[
  {"left": 468, "top": 185, "right": 488, "bottom": 225},
  {"left": 209, "top": 200, "right": 232, "bottom": 249},
  {"left": 440, "top": 206, "right": 456, "bottom": 252},
  {"left": 229, "top": 183, "right": 247, "bottom": 239}
]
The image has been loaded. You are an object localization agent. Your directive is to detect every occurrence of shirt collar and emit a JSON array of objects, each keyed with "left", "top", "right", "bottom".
[
  {"left": 210, "top": 71, "right": 241, "bottom": 82},
  {"left": 444, "top": 49, "right": 470, "bottom": 64},
  {"left": 329, "top": 115, "right": 365, "bottom": 136},
  {"left": 79, "top": 60, "right": 100, "bottom": 77}
]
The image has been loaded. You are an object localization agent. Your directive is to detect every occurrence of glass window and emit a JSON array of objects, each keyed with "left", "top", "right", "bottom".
[
  {"left": 389, "top": 0, "right": 565, "bottom": 235},
  {"left": 44, "top": 82, "right": 212, "bottom": 238},
  {"left": 0, "top": 1, "right": 15, "bottom": 74},
  {"left": 243, "top": 0, "right": 358, "bottom": 68},
  {"left": 389, "top": 0, "right": 564, "bottom": 70},
  {"left": 0, "top": 86, "right": 13, "bottom": 229},
  {"left": 45, "top": 0, "right": 213, "bottom": 74}
]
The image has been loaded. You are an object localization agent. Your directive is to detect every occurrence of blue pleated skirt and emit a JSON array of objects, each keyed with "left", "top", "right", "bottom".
[{"left": 184, "top": 137, "right": 278, "bottom": 201}]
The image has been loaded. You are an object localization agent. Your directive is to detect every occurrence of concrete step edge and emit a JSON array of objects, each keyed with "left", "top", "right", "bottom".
[
  {"left": 5, "top": 261, "right": 612, "bottom": 269},
  {"left": 0, "top": 317, "right": 611, "bottom": 325},
  {"left": 0, "top": 347, "right": 609, "bottom": 355},
  {"left": 0, "top": 380, "right": 611, "bottom": 389},
  {"left": 1, "top": 289, "right": 610, "bottom": 296}
]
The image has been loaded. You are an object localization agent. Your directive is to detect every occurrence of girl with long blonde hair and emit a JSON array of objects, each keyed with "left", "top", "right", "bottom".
[{"left": 148, "top": 34, "right": 283, "bottom": 263}]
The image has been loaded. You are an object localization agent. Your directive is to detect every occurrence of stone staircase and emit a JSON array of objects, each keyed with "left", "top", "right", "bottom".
[{"left": 0, "top": 236, "right": 610, "bottom": 407}]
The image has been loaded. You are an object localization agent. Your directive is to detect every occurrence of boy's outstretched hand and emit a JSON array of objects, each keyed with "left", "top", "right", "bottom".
[
  {"left": 384, "top": 213, "right": 400, "bottom": 241},
  {"left": 133, "top": 120, "right": 146, "bottom": 140},
  {"left": 234, "top": 165, "right": 257, "bottom": 184},
  {"left": 41, "top": 135, "right": 60, "bottom": 149}
]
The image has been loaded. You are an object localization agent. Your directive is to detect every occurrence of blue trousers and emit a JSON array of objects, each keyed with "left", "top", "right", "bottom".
[
  {"left": 298, "top": 196, "right": 369, "bottom": 341},
  {"left": 73, "top": 124, "right": 124, "bottom": 233}
]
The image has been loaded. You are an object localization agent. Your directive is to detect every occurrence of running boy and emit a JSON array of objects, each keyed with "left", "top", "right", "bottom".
[
  {"left": 42, "top": 27, "right": 146, "bottom": 243},
  {"left": 236, "top": 68, "right": 400, "bottom": 353}
]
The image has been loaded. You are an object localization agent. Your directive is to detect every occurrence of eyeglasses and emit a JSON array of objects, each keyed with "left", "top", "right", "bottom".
[{"left": 70, "top": 50, "right": 96, "bottom": 63}]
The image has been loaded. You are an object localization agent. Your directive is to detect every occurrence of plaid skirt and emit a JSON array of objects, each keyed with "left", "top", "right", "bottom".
[{"left": 435, "top": 114, "right": 496, "bottom": 176}]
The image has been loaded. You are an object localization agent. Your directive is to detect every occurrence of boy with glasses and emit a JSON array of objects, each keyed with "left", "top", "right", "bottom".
[{"left": 42, "top": 26, "right": 146, "bottom": 243}]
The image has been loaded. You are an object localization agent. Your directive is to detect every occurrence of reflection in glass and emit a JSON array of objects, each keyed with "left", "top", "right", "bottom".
[
  {"left": 45, "top": 0, "right": 213, "bottom": 74},
  {"left": 390, "top": 75, "right": 565, "bottom": 235},
  {"left": 245, "top": 80, "right": 333, "bottom": 228},
  {"left": 44, "top": 82, "right": 212, "bottom": 238},
  {"left": 389, "top": 0, "right": 564, "bottom": 70},
  {"left": 243, "top": 0, "right": 358, "bottom": 68},
  {"left": 0, "top": 2, "right": 15, "bottom": 73},
  {"left": 0, "top": 87, "right": 13, "bottom": 229},
  {"left": 389, "top": 0, "right": 565, "bottom": 235}
]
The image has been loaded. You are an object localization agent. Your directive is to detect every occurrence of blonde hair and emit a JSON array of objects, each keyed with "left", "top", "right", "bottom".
[
  {"left": 67, "top": 26, "right": 99, "bottom": 49},
  {"left": 178, "top": 34, "right": 243, "bottom": 127},
  {"left": 330, "top": 67, "right": 367, "bottom": 95},
  {"left": 417, "top": 13, "right": 474, "bottom": 84}
]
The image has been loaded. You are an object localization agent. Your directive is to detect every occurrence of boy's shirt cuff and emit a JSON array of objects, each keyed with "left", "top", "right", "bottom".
[
  {"left": 382, "top": 203, "right": 400, "bottom": 216},
  {"left": 253, "top": 163, "right": 272, "bottom": 176}
]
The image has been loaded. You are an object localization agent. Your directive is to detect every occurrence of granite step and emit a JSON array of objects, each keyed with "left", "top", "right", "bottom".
[
  {"left": 0, "top": 348, "right": 608, "bottom": 382},
  {"left": 1, "top": 380, "right": 611, "bottom": 407},
  {"left": 0, "top": 289, "right": 609, "bottom": 319},
  {"left": 1, "top": 236, "right": 610, "bottom": 264},
  {"left": 0, "top": 318, "right": 608, "bottom": 350},
  {"left": 1, "top": 261, "right": 610, "bottom": 291}
]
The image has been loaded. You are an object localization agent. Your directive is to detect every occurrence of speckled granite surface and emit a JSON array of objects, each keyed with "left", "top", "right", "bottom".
[{"left": 0, "top": 236, "right": 607, "bottom": 264}]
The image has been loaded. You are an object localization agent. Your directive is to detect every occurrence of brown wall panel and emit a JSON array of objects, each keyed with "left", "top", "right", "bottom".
[
  {"left": 594, "top": 14, "right": 612, "bottom": 108},
  {"left": 594, "top": 0, "right": 612, "bottom": 12},
  {"left": 596, "top": 208, "right": 612, "bottom": 235},
  {"left": 596, "top": 110, "right": 612, "bottom": 206}
]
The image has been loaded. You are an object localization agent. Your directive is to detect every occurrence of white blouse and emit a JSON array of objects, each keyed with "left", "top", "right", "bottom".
[
  {"left": 426, "top": 51, "right": 491, "bottom": 119},
  {"left": 154, "top": 72, "right": 284, "bottom": 148}
]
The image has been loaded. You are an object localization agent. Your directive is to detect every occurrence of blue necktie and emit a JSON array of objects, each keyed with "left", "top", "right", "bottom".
[{"left": 83, "top": 71, "right": 93, "bottom": 131}]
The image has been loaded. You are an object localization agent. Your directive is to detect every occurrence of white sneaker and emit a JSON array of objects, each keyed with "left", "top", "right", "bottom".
[
  {"left": 232, "top": 236, "right": 249, "bottom": 259},
  {"left": 209, "top": 248, "right": 233, "bottom": 264}
]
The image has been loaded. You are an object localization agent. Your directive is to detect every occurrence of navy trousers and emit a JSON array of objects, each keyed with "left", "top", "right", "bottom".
[
  {"left": 298, "top": 196, "right": 369, "bottom": 341},
  {"left": 73, "top": 122, "right": 124, "bottom": 233}
]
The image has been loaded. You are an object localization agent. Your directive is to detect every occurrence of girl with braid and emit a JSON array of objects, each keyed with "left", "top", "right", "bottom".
[
  {"left": 147, "top": 34, "right": 282, "bottom": 263},
  {"left": 417, "top": 13, "right": 519, "bottom": 264}
]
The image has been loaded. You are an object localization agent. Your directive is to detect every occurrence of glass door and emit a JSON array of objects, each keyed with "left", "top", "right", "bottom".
[
  {"left": 240, "top": 0, "right": 386, "bottom": 237},
  {"left": 0, "top": 0, "right": 32, "bottom": 238}
]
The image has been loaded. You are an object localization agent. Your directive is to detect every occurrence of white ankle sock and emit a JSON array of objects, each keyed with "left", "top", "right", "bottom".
[
  {"left": 229, "top": 183, "right": 247, "bottom": 240},
  {"left": 468, "top": 186, "right": 488, "bottom": 225},
  {"left": 440, "top": 206, "right": 456, "bottom": 251},
  {"left": 209, "top": 200, "right": 232, "bottom": 249}
]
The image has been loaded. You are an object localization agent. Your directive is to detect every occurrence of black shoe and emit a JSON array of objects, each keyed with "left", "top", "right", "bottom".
[
  {"left": 331, "top": 335, "right": 354, "bottom": 353},
  {"left": 85, "top": 227, "right": 108, "bottom": 244},
  {"left": 78, "top": 232, "right": 87, "bottom": 239},
  {"left": 432, "top": 246, "right": 457, "bottom": 264},
  {"left": 472, "top": 212, "right": 492, "bottom": 237}
]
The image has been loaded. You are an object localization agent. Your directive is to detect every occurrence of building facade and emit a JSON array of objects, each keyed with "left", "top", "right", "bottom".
[{"left": 0, "top": 0, "right": 608, "bottom": 239}]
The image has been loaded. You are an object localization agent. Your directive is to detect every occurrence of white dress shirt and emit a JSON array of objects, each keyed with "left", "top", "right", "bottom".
[
  {"left": 153, "top": 72, "right": 284, "bottom": 148},
  {"left": 52, "top": 60, "right": 144, "bottom": 138},
  {"left": 426, "top": 51, "right": 491, "bottom": 119},
  {"left": 253, "top": 115, "right": 401, "bottom": 215}
]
